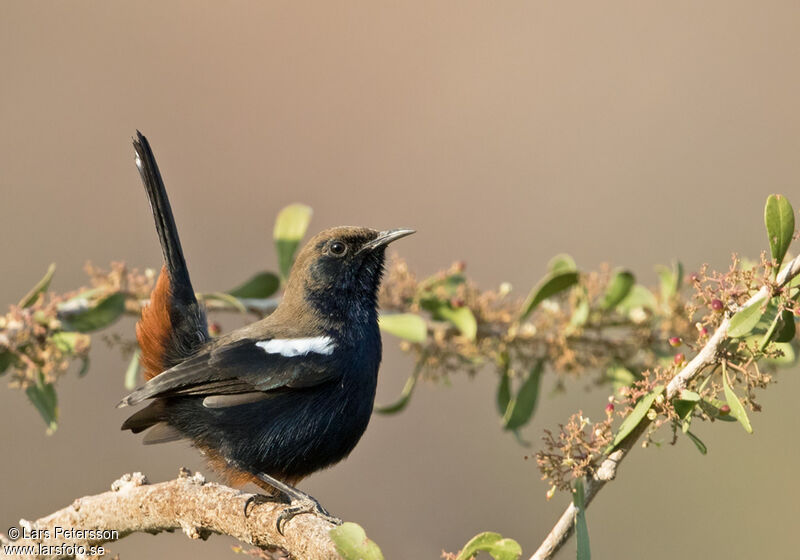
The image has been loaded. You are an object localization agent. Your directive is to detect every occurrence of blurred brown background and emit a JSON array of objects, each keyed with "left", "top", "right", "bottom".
[{"left": 2, "top": 2, "right": 799, "bottom": 559}]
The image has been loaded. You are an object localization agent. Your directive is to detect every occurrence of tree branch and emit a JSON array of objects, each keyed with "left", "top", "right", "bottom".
[
  {"left": 530, "top": 254, "right": 800, "bottom": 560},
  {"left": 1, "top": 470, "right": 341, "bottom": 560}
]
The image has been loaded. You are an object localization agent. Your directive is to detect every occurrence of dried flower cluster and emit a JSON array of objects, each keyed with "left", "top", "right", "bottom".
[
  {"left": 85, "top": 261, "right": 156, "bottom": 301},
  {"left": 0, "top": 262, "right": 155, "bottom": 390},
  {"left": 535, "top": 410, "right": 613, "bottom": 496},
  {"left": 0, "top": 294, "right": 90, "bottom": 389},
  {"left": 380, "top": 259, "right": 523, "bottom": 380}
]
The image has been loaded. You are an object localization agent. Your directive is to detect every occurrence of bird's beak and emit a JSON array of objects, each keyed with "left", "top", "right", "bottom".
[{"left": 359, "top": 228, "right": 415, "bottom": 253}]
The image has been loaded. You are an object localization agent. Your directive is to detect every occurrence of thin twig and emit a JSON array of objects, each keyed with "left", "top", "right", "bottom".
[{"left": 58, "top": 295, "right": 281, "bottom": 320}]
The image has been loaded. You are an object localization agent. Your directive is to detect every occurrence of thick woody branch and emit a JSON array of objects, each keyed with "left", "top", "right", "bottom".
[
  {"left": 530, "top": 254, "right": 800, "bottom": 560},
  {"left": 1, "top": 470, "right": 341, "bottom": 560}
]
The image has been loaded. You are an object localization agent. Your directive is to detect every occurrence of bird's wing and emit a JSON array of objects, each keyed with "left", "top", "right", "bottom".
[{"left": 118, "top": 337, "right": 340, "bottom": 407}]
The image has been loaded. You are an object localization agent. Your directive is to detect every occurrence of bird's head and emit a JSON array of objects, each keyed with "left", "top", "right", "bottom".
[{"left": 280, "top": 226, "right": 414, "bottom": 327}]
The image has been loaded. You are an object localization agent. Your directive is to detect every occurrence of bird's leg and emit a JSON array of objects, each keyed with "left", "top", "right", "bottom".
[{"left": 256, "top": 472, "right": 342, "bottom": 534}]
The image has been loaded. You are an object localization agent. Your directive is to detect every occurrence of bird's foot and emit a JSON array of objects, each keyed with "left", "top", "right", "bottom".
[
  {"left": 255, "top": 471, "right": 342, "bottom": 535},
  {"left": 276, "top": 493, "right": 342, "bottom": 535}
]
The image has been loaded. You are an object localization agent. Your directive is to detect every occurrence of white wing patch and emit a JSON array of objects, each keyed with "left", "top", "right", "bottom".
[{"left": 255, "top": 336, "right": 335, "bottom": 357}]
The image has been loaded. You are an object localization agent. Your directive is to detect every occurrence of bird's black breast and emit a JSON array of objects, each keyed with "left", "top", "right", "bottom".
[{"left": 163, "top": 329, "right": 382, "bottom": 479}]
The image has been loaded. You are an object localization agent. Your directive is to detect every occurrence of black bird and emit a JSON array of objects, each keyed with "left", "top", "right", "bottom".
[{"left": 119, "top": 132, "right": 413, "bottom": 532}]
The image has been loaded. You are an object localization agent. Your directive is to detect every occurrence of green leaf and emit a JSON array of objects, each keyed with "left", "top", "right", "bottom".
[
  {"left": 759, "top": 311, "right": 781, "bottom": 351},
  {"left": 228, "top": 272, "right": 280, "bottom": 299},
  {"left": 503, "top": 361, "right": 544, "bottom": 431},
  {"left": 62, "top": 292, "right": 126, "bottom": 333},
  {"left": 607, "top": 385, "right": 664, "bottom": 452},
  {"left": 378, "top": 313, "right": 428, "bottom": 343},
  {"left": 330, "top": 522, "right": 384, "bottom": 560},
  {"left": 496, "top": 357, "right": 511, "bottom": 417},
  {"left": 756, "top": 305, "right": 793, "bottom": 350},
  {"left": 573, "top": 479, "right": 591, "bottom": 560},
  {"left": 19, "top": 263, "right": 56, "bottom": 308},
  {"left": 605, "top": 365, "right": 635, "bottom": 395},
  {"left": 679, "top": 390, "right": 701, "bottom": 402},
  {"left": 50, "top": 331, "right": 90, "bottom": 354},
  {"left": 698, "top": 398, "right": 737, "bottom": 422},
  {"left": 0, "top": 351, "right": 16, "bottom": 374},
  {"left": 600, "top": 270, "right": 635, "bottom": 310},
  {"left": 125, "top": 350, "right": 141, "bottom": 391},
  {"left": 722, "top": 365, "right": 752, "bottom": 434},
  {"left": 420, "top": 296, "right": 477, "bottom": 339},
  {"left": 60, "top": 288, "right": 103, "bottom": 307},
  {"left": 455, "top": 531, "right": 522, "bottom": 560},
  {"left": 674, "top": 261, "right": 684, "bottom": 293},
  {"left": 438, "top": 305, "right": 477, "bottom": 340},
  {"left": 680, "top": 413, "right": 692, "bottom": 434},
  {"left": 548, "top": 253, "right": 577, "bottom": 274},
  {"left": 419, "top": 273, "right": 467, "bottom": 298},
  {"left": 753, "top": 300, "right": 781, "bottom": 335},
  {"left": 51, "top": 332, "right": 91, "bottom": 377},
  {"left": 766, "top": 342, "right": 796, "bottom": 365},
  {"left": 685, "top": 430, "right": 708, "bottom": 455},
  {"left": 26, "top": 371, "right": 58, "bottom": 433},
  {"left": 511, "top": 429, "right": 531, "bottom": 447},
  {"left": 274, "top": 203, "right": 313, "bottom": 280},
  {"left": 673, "top": 399, "right": 697, "bottom": 421},
  {"left": 656, "top": 261, "right": 683, "bottom": 302},
  {"left": 764, "top": 194, "right": 794, "bottom": 270},
  {"left": 202, "top": 292, "right": 247, "bottom": 313},
  {"left": 728, "top": 296, "right": 767, "bottom": 338},
  {"left": 77, "top": 356, "right": 90, "bottom": 377},
  {"left": 774, "top": 309, "right": 796, "bottom": 343},
  {"left": 616, "top": 284, "right": 657, "bottom": 313},
  {"left": 570, "top": 297, "right": 590, "bottom": 328},
  {"left": 375, "top": 374, "right": 418, "bottom": 414},
  {"left": 520, "top": 271, "right": 580, "bottom": 320}
]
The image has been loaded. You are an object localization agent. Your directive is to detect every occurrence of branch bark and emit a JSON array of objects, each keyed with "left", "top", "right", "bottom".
[
  {"left": 1, "top": 470, "right": 341, "bottom": 560},
  {"left": 530, "top": 254, "right": 800, "bottom": 560}
]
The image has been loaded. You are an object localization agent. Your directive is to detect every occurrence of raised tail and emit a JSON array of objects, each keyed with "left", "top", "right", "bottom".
[{"left": 133, "top": 131, "right": 209, "bottom": 380}]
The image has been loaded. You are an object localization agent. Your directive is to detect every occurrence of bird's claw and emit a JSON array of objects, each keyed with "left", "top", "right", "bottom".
[
  {"left": 244, "top": 494, "right": 257, "bottom": 517},
  {"left": 276, "top": 496, "right": 342, "bottom": 535},
  {"left": 243, "top": 494, "right": 275, "bottom": 518}
]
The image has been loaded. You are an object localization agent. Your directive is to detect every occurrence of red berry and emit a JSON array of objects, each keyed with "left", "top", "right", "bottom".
[
  {"left": 605, "top": 403, "right": 615, "bottom": 414},
  {"left": 669, "top": 337, "right": 682, "bottom": 347},
  {"left": 674, "top": 353, "right": 685, "bottom": 365},
  {"left": 699, "top": 327, "right": 709, "bottom": 336},
  {"left": 711, "top": 299, "right": 724, "bottom": 312},
  {"left": 720, "top": 404, "right": 731, "bottom": 415},
  {"left": 208, "top": 321, "right": 222, "bottom": 336},
  {"left": 450, "top": 297, "right": 465, "bottom": 308}
]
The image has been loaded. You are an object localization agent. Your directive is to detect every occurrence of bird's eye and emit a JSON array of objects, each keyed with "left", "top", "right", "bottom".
[{"left": 329, "top": 240, "right": 348, "bottom": 256}]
